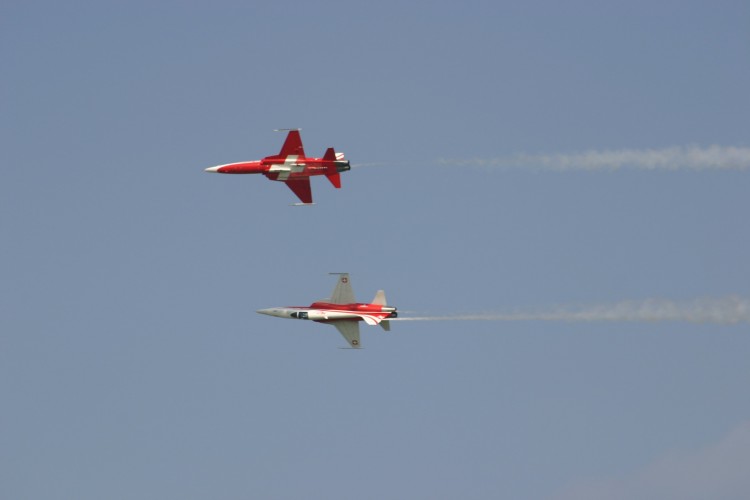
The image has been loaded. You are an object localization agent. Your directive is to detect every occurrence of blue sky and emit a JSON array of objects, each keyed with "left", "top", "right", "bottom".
[{"left": 2, "top": 1, "right": 750, "bottom": 499}]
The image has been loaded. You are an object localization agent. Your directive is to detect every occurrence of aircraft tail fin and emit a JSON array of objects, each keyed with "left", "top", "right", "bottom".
[{"left": 372, "top": 290, "right": 387, "bottom": 306}]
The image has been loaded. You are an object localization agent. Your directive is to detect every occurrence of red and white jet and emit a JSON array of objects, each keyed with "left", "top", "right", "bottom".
[
  {"left": 257, "top": 273, "right": 398, "bottom": 348},
  {"left": 204, "top": 129, "right": 350, "bottom": 204}
]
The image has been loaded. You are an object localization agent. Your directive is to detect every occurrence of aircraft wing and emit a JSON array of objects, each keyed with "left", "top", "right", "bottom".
[
  {"left": 330, "top": 273, "right": 355, "bottom": 304},
  {"left": 331, "top": 320, "right": 361, "bottom": 348},
  {"left": 279, "top": 130, "right": 305, "bottom": 157},
  {"left": 285, "top": 178, "right": 313, "bottom": 204}
]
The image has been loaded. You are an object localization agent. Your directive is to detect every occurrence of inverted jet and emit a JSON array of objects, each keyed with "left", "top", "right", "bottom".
[
  {"left": 205, "top": 129, "right": 350, "bottom": 204},
  {"left": 257, "top": 273, "right": 397, "bottom": 348}
]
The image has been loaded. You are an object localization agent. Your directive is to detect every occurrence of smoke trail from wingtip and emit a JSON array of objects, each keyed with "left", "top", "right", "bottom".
[
  {"left": 394, "top": 297, "right": 750, "bottom": 325},
  {"left": 439, "top": 145, "right": 750, "bottom": 171}
]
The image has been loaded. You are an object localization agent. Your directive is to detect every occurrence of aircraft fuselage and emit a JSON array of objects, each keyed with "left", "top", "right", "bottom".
[
  {"left": 206, "top": 157, "right": 350, "bottom": 181},
  {"left": 257, "top": 302, "right": 397, "bottom": 324}
]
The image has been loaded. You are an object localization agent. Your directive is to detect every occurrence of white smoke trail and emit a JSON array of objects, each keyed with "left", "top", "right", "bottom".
[
  {"left": 393, "top": 296, "right": 750, "bottom": 325},
  {"left": 350, "top": 162, "right": 389, "bottom": 168},
  {"left": 439, "top": 145, "right": 750, "bottom": 171}
]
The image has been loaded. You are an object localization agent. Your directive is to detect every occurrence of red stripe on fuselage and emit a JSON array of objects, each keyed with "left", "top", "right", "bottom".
[{"left": 310, "top": 302, "right": 391, "bottom": 313}]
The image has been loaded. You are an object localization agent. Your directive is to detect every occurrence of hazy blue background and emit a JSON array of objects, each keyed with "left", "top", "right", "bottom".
[{"left": 2, "top": 1, "right": 749, "bottom": 499}]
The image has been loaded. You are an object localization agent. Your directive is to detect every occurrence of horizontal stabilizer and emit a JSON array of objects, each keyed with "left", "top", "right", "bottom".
[
  {"left": 326, "top": 172, "right": 342, "bottom": 188},
  {"left": 380, "top": 320, "right": 391, "bottom": 332},
  {"left": 372, "top": 290, "right": 387, "bottom": 306},
  {"left": 323, "top": 147, "right": 336, "bottom": 161}
]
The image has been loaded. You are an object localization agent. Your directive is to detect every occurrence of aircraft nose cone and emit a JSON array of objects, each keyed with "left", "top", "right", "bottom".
[
  {"left": 204, "top": 166, "right": 221, "bottom": 173},
  {"left": 256, "top": 308, "right": 274, "bottom": 316}
]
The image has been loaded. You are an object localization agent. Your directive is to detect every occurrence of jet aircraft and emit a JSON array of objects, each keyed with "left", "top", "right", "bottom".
[
  {"left": 204, "top": 129, "right": 350, "bottom": 204},
  {"left": 257, "top": 273, "right": 397, "bottom": 348}
]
